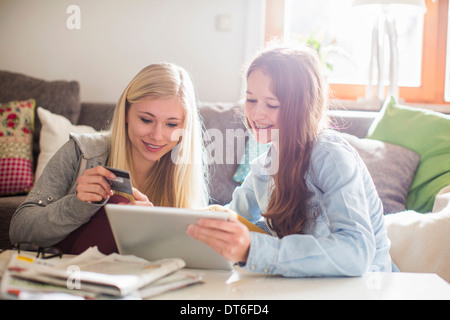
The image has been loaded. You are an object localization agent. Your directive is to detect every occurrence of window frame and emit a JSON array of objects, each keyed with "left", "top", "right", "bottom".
[{"left": 265, "top": 0, "right": 450, "bottom": 106}]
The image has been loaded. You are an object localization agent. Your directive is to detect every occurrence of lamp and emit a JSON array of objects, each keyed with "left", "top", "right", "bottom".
[{"left": 352, "top": 0, "right": 426, "bottom": 104}]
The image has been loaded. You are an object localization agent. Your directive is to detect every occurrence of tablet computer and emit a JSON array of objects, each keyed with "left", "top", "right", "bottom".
[{"left": 105, "top": 204, "right": 234, "bottom": 270}]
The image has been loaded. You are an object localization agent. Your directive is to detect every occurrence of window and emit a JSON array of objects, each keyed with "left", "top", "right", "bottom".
[
  {"left": 287, "top": 0, "right": 424, "bottom": 87},
  {"left": 265, "top": 0, "right": 450, "bottom": 108},
  {"left": 445, "top": 4, "right": 450, "bottom": 101}
]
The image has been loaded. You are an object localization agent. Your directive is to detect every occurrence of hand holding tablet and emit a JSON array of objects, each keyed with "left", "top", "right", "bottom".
[{"left": 105, "top": 205, "right": 235, "bottom": 270}]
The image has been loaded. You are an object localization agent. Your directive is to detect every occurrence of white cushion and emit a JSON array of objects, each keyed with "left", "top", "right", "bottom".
[{"left": 35, "top": 107, "right": 97, "bottom": 181}]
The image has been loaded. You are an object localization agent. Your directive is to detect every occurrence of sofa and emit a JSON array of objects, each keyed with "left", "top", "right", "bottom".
[{"left": 1, "top": 70, "right": 449, "bottom": 283}]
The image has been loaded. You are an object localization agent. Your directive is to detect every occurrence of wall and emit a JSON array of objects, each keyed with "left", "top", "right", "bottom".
[{"left": 0, "top": 0, "right": 265, "bottom": 104}]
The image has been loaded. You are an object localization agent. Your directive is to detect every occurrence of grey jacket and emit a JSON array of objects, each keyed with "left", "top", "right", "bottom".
[{"left": 9, "top": 132, "right": 111, "bottom": 247}]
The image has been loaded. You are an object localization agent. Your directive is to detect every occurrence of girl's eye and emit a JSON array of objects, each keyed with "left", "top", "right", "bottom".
[
  {"left": 267, "top": 104, "right": 280, "bottom": 109},
  {"left": 246, "top": 98, "right": 257, "bottom": 104},
  {"left": 167, "top": 123, "right": 179, "bottom": 128},
  {"left": 140, "top": 118, "right": 152, "bottom": 124}
]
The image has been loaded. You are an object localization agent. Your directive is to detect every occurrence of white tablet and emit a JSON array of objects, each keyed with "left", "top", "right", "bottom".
[{"left": 105, "top": 204, "right": 234, "bottom": 270}]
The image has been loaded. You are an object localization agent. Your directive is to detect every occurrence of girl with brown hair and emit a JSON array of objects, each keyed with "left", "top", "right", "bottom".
[{"left": 188, "top": 46, "right": 393, "bottom": 277}]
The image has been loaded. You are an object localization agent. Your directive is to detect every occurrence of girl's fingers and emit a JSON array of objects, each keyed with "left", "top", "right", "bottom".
[
  {"left": 132, "top": 187, "right": 147, "bottom": 201},
  {"left": 77, "top": 176, "right": 112, "bottom": 198},
  {"left": 128, "top": 200, "right": 154, "bottom": 207},
  {"left": 187, "top": 218, "right": 251, "bottom": 262},
  {"left": 77, "top": 167, "right": 155, "bottom": 207},
  {"left": 129, "top": 188, "right": 154, "bottom": 206},
  {"left": 76, "top": 166, "right": 114, "bottom": 202}
]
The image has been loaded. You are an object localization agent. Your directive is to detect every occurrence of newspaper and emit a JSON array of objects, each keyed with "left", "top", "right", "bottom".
[{"left": 0, "top": 246, "right": 200, "bottom": 299}]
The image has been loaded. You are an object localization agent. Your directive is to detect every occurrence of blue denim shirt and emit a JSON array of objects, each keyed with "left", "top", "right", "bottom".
[{"left": 228, "top": 131, "right": 392, "bottom": 277}]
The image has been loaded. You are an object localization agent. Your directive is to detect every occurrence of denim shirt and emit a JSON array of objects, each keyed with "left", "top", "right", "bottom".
[{"left": 228, "top": 131, "right": 392, "bottom": 277}]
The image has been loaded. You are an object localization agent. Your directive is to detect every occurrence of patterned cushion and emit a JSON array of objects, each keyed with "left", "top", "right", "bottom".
[
  {"left": 0, "top": 99, "right": 35, "bottom": 195},
  {"left": 0, "top": 70, "right": 81, "bottom": 169}
]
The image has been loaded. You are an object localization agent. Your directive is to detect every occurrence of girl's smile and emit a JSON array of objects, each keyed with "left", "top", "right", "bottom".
[
  {"left": 252, "top": 121, "right": 275, "bottom": 130},
  {"left": 142, "top": 141, "right": 167, "bottom": 152},
  {"left": 245, "top": 68, "right": 280, "bottom": 145}
]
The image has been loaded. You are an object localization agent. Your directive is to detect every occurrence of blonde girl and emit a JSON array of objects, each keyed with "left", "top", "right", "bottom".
[
  {"left": 107, "top": 63, "right": 209, "bottom": 208},
  {"left": 11, "top": 63, "right": 209, "bottom": 253}
]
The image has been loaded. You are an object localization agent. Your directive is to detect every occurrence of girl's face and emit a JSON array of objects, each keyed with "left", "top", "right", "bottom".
[
  {"left": 245, "top": 68, "right": 280, "bottom": 145},
  {"left": 126, "top": 97, "right": 185, "bottom": 171}
]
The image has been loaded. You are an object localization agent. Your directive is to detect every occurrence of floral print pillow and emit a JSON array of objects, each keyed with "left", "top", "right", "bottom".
[{"left": 0, "top": 99, "right": 35, "bottom": 195}]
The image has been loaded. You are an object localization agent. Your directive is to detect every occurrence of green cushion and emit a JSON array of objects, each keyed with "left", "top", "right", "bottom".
[{"left": 366, "top": 97, "right": 450, "bottom": 213}]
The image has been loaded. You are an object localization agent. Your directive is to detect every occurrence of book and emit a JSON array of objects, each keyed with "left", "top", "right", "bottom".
[{"left": 0, "top": 246, "right": 200, "bottom": 299}]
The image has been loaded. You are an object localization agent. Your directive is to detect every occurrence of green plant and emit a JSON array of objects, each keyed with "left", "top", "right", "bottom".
[{"left": 302, "top": 35, "right": 334, "bottom": 72}]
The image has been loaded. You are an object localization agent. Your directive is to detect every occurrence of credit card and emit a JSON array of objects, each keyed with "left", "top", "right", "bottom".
[{"left": 103, "top": 166, "right": 133, "bottom": 195}]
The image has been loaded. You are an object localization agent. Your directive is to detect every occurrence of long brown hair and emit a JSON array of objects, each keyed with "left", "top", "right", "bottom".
[{"left": 245, "top": 46, "right": 329, "bottom": 237}]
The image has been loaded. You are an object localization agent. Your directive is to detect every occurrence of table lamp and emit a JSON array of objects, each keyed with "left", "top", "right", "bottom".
[{"left": 352, "top": 0, "right": 426, "bottom": 103}]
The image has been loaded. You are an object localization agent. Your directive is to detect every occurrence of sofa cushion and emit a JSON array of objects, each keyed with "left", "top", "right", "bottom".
[
  {"left": 341, "top": 133, "right": 420, "bottom": 214},
  {"left": 35, "top": 107, "right": 98, "bottom": 181},
  {"left": 0, "top": 99, "right": 35, "bottom": 196},
  {"left": 367, "top": 97, "right": 450, "bottom": 213},
  {"left": 385, "top": 185, "right": 450, "bottom": 282},
  {"left": 0, "top": 70, "right": 81, "bottom": 167}
]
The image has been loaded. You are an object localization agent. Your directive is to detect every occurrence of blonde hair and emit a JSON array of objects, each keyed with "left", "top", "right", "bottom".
[{"left": 108, "top": 63, "right": 209, "bottom": 208}]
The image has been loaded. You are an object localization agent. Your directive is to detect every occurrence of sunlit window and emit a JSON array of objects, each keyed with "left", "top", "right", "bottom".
[
  {"left": 285, "top": 0, "right": 424, "bottom": 87},
  {"left": 445, "top": 4, "right": 450, "bottom": 102}
]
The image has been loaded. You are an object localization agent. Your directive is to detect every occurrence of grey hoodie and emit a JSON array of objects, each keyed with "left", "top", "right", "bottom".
[{"left": 10, "top": 132, "right": 111, "bottom": 247}]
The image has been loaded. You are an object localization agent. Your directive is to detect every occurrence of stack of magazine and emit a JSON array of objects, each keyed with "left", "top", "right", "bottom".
[{"left": 0, "top": 246, "right": 201, "bottom": 300}]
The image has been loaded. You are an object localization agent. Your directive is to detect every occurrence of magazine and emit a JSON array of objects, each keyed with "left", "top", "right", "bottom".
[{"left": 0, "top": 246, "right": 200, "bottom": 299}]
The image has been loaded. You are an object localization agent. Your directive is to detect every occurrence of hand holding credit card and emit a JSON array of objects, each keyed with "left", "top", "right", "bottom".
[{"left": 103, "top": 166, "right": 133, "bottom": 195}]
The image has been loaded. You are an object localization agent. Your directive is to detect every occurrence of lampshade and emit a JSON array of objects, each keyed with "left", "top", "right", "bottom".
[{"left": 352, "top": 0, "right": 426, "bottom": 13}]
